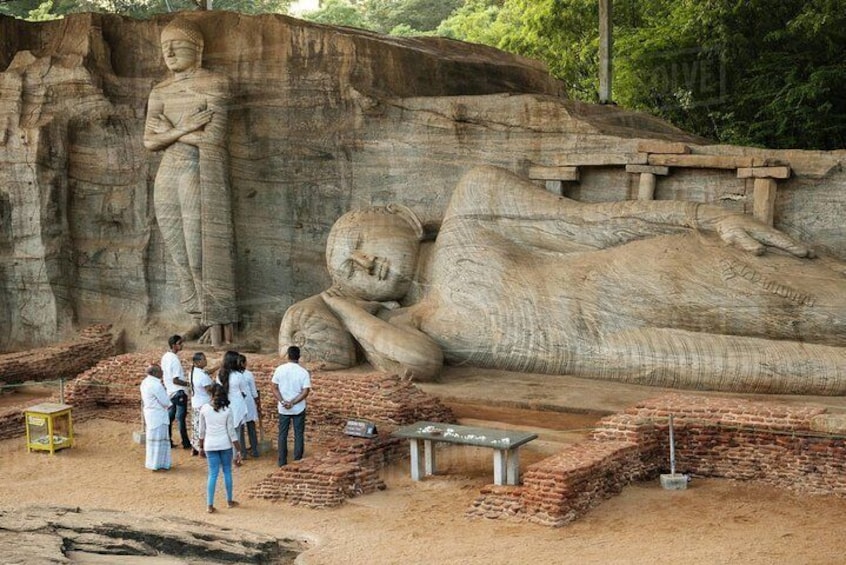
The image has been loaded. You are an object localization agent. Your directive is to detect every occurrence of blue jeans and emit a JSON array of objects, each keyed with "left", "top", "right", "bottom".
[
  {"left": 168, "top": 391, "right": 190, "bottom": 448},
  {"left": 277, "top": 411, "right": 306, "bottom": 466},
  {"left": 206, "top": 449, "right": 234, "bottom": 506}
]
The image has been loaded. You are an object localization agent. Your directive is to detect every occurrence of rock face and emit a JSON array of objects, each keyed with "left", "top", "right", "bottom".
[
  {"left": 0, "top": 506, "right": 301, "bottom": 563},
  {"left": 1, "top": 12, "right": 844, "bottom": 357}
]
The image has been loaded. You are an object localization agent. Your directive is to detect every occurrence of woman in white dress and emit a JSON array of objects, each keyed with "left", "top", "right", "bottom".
[
  {"left": 238, "top": 353, "right": 261, "bottom": 458},
  {"left": 217, "top": 350, "right": 248, "bottom": 461}
]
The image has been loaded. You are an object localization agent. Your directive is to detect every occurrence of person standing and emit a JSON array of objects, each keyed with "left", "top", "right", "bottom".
[
  {"left": 271, "top": 346, "right": 311, "bottom": 466},
  {"left": 140, "top": 364, "right": 172, "bottom": 471},
  {"left": 217, "top": 351, "right": 248, "bottom": 461},
  {"left": 199, "top": 383, "right": 242, "bottom": 513},
  {"left": 189, "top": 351, "right": 214, "bottom": 456},
  {"left": 161, "top": 335, "right": 191, "bottom": 449},
  {"left": 238, "top": 354, "right": 261, "bottom": 458}
]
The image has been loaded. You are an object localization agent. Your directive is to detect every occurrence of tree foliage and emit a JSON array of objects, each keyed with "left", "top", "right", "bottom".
[
  {"left": 438, "top": 0, "right": 846, "bottom": 149},
  {"left": 3, "top": 0, "right": 846, "bottom": 148},
  {"left": 0, "top": 0, "right": 291, "bottom": 19}
]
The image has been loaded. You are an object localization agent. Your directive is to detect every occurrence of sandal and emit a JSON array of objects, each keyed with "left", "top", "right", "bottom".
[{"left": 227, "top": 500, "right": 239, "bottom": 509}]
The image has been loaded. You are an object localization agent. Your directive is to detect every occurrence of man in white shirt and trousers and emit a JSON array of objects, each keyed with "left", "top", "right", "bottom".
[
  {"left": 271, "top": 346, "right": 311, "bottom": 466},
  {"left": 161, "top": 334, "right": 191, "bottom": 449}
]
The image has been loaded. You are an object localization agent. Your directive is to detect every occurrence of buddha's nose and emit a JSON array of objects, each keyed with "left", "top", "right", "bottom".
[{"left": 351, "top": 251, "right": 375, "bottom": 273}]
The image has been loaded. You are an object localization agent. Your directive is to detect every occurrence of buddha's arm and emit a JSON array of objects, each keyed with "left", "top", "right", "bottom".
[
  {"left": 322, "top": 293, "right": 443, "bottom": 381},
  {"left": 143, "top": 88, "right": 215, "bottom": 151},
  {"left": 447, "top": 166, "right": 813, "bottom": 257},
  {"left": 180, "top": 78, "right": 230, "bottom": 148}
]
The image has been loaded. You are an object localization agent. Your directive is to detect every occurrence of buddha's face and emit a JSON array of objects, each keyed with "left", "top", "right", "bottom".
[
  {"left": 327, "top": 210, "right": 420, "bottom": 302},
  {"left": 160, "top": 31, "right": 200, "bottom": 73}
]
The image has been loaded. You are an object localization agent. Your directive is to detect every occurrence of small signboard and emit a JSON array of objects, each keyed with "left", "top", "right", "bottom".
[{"left": 344, "top": 419, "right": 378, "bottom": 438}]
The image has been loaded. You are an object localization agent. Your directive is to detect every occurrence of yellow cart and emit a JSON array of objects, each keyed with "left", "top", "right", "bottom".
[{"left": 25, "top": 402, "right": 74, "bottom": 454}]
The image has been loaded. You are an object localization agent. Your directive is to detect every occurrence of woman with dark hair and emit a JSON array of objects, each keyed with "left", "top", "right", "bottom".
[
  {"left": 198, "top": 383, "right": 242, "bottom": 513},
  {"left": 216, "top": 350, "right": 248, "bottom": 462}
]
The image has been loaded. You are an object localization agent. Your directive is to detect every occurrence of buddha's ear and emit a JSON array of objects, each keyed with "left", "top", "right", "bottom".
[{"left": 387, "top": 204, "right": 424, "bottom": 241}]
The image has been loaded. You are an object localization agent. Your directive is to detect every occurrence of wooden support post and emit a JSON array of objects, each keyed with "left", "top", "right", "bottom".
[
  {"left": 753, "top": 177, "right": 778, "bottom": 226},
  {"left": 599, "top": 0, "right": 613, "bottom": 104},
  {"left": 638, "top": 172, "right": 657, "bottom": 200}
]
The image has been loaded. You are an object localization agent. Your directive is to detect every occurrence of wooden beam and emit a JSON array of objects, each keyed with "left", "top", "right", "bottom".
[
  {"left": 648, "top": 154, "right": 755, "bottom": 169},
  {"left": 626, "top": 164, "right": 670, "bottom": 175},
  {"left": 528, "top": 165, "right": 579, "bottom": 181},
  {"left": 553, "top": 153, "right": 633, "bottom": 166},
  {"left": 736, "top": 166, "right": 791, "bottom": 179},
  {"left": 636, "top": 141, "right": 690, "bottom": 154}
]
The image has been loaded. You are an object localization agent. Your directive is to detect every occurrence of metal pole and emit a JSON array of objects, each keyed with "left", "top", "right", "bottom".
[
  {"left": 598, "top": 0, "right": 613, "bottom": 104},
  {"left": 668, "top": 413, "right": 676, "bottom": 475}
]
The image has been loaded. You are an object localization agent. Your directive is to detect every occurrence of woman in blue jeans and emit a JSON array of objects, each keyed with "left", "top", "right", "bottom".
[{"left": 198, "top": 384, "right": 243, "bottom": 513}]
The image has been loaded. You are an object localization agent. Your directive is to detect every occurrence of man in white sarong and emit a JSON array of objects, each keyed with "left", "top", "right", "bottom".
[{"left": 140, "top": 364, "right": 172, "bottom": 471}]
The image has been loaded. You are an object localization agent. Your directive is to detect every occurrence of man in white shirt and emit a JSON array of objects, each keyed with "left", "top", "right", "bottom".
[
  {"left": 161, "top": 335, "right": 191, "bottom": 449},
  {"left": 271, "top": 346, "right": 311, "bottom": 466},
  {"left": 140, "top": 364, "right": 172, "bottom": 471}
]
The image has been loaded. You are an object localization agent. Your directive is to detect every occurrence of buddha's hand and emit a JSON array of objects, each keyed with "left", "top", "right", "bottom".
[
  {"left": 708, "top": 211, "right": 814, "bottom": 258},
  {"left": 177, "top": 107, "right": 214, "bottom": 134},
  {"left": 321, "top": 286, "right": 382, "bottom": 315}
]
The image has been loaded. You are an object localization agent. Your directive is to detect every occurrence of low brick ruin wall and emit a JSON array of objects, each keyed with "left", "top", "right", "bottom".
[
  {"left": 469, "top": 393, "right": 846, "bottom": 527},
  {"left": 0, "top": 325, "right": 119, "bottom": 386}
]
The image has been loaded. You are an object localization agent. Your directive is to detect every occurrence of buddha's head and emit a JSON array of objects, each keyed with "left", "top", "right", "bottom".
[
  {"left": 326, "top": 205, "right": 424, "bottom": 302},
  {"left": 160, "top": 18, "right": 204, "bottom": 73}
]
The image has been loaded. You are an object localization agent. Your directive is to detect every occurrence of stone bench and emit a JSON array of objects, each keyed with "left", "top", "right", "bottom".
[{"left": 393, "top": 421, "right": 538, "bottom": 485}]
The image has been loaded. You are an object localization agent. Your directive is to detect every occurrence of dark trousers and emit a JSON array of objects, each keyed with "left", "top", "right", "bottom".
[
  {"left": 277, "top": 411, "right": 306, "bottom": 466},
  {"left": 239, "top": 420, "right": 259, "bottom": 458},
  {"left": 168, "top": 391, "right": 190, "bottom": 448}
]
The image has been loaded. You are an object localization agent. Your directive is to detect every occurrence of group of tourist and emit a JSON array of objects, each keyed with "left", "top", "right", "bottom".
[{"left": 139, "top": 336, "right": 311, "bottom": 513}]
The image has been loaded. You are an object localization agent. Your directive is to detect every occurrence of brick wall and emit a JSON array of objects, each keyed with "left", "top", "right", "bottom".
[
  {"left": 0, "top": 325, "right": 118, "bottom": 386},
  {"left": 469, "top": 393, "right": 846, "bottom": 527}
]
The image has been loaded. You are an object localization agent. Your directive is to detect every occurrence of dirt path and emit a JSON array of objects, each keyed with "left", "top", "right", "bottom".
[{"left": 2, "top": 402, "right": 846, "bottom": 564}]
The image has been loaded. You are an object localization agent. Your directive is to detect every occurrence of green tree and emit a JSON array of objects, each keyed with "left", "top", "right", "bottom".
[
  {"left": 364, "top": 0, "right": 461, "bottom": 33},
  {"left": 300, "top": 0, "right": 373, "bottom": 29},
  {"left": 0, "top": 0, "right": 290, "bottom": 19}
]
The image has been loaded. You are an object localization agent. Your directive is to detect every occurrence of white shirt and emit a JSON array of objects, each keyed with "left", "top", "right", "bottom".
[
  {"left": 190, "top": 367, "right": 214, "bottom": 409},
  {"left": 140, "top": 375, "right": 171, "bottom": 429},
  {"left": 242, "top": 369, "right": 259, "bottom": 423},
  {"left": 161, "top": 350, "right": 187, "bottom": 397},
  {"left": 199, "top": 404, "right": 238, "bottom": 452},
  {"left": 271, "top": 362, "right": 311, "bottom": 415},
  {"left": 217, "top": 371, "right": 248, "bottom": 427}
]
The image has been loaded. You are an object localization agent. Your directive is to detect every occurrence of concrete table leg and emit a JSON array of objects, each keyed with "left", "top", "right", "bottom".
[
  {"left": 506, "top": 448, "right": 520, "bottom": 485},
  {"left": 423, "top": 439, "right": 436, "bottom": 476},
  {"left": 493, "top": 449, "right": 507, "bottom": 485},
  {"left": 409, "top": 439, "right": 423, "bottom": 481}
]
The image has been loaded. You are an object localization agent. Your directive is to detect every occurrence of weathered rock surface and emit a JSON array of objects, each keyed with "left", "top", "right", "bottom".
[
  {"left": 0, "top": 506, "right": 301, "bottom": 563},
  {"left": 1, "top": 12, "right": 844, "bottom": 354}
]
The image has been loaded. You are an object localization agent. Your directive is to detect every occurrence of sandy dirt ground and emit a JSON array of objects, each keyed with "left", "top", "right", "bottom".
[{"left": 2, "top": 385, "right": 846, "bottom": 564}]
